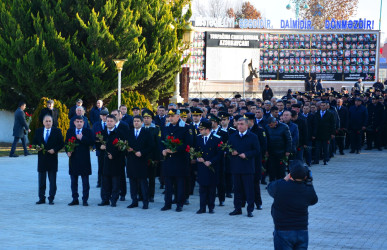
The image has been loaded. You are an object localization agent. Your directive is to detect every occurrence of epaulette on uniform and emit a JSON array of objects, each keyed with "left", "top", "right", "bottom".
[
  {"left": 221, "top": 128, "right": 228, "bottom": 132},
  {"left": 213, "top": 133, "right": 221, "bottom": 139},
  {"left": 229, "top": 127, "right": 236, "bottom": 130}
]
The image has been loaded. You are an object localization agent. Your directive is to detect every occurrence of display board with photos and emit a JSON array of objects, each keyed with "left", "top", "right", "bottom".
[
  {"left": 182, "top": 32, "right": 206, "bottom": 81},
  {"left": 259, "top": 33, "right": 378, "bottom": 81}
]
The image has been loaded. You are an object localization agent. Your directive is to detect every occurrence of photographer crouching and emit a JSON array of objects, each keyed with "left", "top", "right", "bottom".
[{"left": 268, "top": 160, "right": 318, "bottom": 250}]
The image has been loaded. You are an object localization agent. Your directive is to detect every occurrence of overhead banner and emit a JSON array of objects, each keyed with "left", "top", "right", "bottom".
[{"left": 206, "top": 32, "right": 260, "bottom": 48}]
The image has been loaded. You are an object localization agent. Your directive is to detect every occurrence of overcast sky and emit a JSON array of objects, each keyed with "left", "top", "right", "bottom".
[{"left": 192, "top": 0, "right": 386, "bottom": 42}]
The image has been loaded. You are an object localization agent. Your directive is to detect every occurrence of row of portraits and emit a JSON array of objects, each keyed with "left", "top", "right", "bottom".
[
  {"left": 261, "top": 49, "right": 377, "bottom": 58},
  {"left": 259, "top": 34, "right": 378, "bottom": 42},
  {"left": 261, "top": 57, "right": 376, "bottom": 66},
  {"left": 259, "top": 65, "right": 376, "bottom": 74},
  {"left": 259, "top": 41, "right": 377, "bottom": 49}
]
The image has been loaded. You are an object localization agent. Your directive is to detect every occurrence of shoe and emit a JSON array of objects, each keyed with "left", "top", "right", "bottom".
[
  {"left": 323, "top": 161, "right": 327, "bottom": 165},
  {"left": 196, "top": 209, "right": 206, "bottom": 214},
  {"left": 356, "top": 150, "right": 360, "bottom": 154},
  {"left": 339, "top": 151, "right": 344, "bottom": 155},
  {"left": 184, "top": 199, "right": 190, "bottom": 205},
  {"left": 98, "top": 201, "right": 109, "bottom": 206},
  {"left": 219, "top": 201, "right": 225, "bottom": 206},
  {"left": 9, "top": 154, "right": 19, "bottom": 158},
  {"left": 83, "top": 201, "right": 88, "bottom": 206},
  {"left": 127, "top": 203, "right": 138, "bottom": 208},
  {"left": 349, "top": 150, "right": 355, "bottom": 154},
  {"left": 176, "top": 206, "right": 183, "bottom": 212},
  {"left": 68, "top": 200, "right": 79, "bottom": 206},
  {"left": 161, "top": 206, "right": 171, "bottom": 211},
  {"left": 226, "top": 193, "right": 233, "bottom": 198},
  {"left": 24, "top": 152, "right": 32, "bottom": 156},
  {"left": 378, "top": 148, "right": 383, "bottom": 151},
  {"left": 36, "top": 199, "right": 45, "bottom": 205},
  {"left": 229, "top": 210, "right": 242, "bottom": 216},
  {"left": 142, "top": 204, "right": 149, "bottom": 209},
  {"left": 247, "top": 212, "right": 254, "bottom": 217},
  {"left": 256, "top": 205, "right": 262, "bottom": 210},
  {"left": 120, "top": 196, "right": 125, "bottom": 201},
  {"left": 111, "top": 203, "right": 116, "bottom": 207},
  {"left": 209, "top": 209, "right": 214, "bottom": 214},
  {"left": 48, "top": 200, "right": 54, "bottom": 205},
  {"left": 149, "top": 197, "right": 154, "bottom": 202}
]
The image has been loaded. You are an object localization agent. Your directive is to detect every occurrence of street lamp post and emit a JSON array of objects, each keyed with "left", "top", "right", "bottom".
[{"left": 113, "top": 59, "right": 127, "bottom": 109}]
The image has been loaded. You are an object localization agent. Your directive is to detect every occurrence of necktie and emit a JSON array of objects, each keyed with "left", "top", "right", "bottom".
[
  {"left": 240, "top": 133, "right": 243, "bottom": 138},
  {"left": 77, "top": 129, "right": 80, "bottom": 135},
  {"left": 204, "top": 136, "right": 208, "bottom": 145},
  {"left": 108, "top": 130, "right": 111, "bottom": 135},
  {"left": 135, "top": 130, "right": 138, "bottom": 138},
  {"left": 45, "top": 130, "right": 49, "bottom": 143},
  {"left": 321, "top": 111, "right": 325, "bottom": 117},
  {"left": 103, "top": 122, "right": 106, "bottom": 130}
]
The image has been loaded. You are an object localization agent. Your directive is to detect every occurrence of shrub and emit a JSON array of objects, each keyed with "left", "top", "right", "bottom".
[
  {"left": 107, "top": 91, "right": 153, "bottom": 115},
  {"left": 28, "top": 97, "right": 70, "bottom": 142}
]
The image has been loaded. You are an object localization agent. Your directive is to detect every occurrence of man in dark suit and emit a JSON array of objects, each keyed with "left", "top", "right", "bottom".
[
  {"left": 111, "top": 109, "right": 130, "bottom": 201},
  {"left": 161, "top": 109, "right": 193, "bottom": 212},
  {"left": 65, "top": 116, "right": 94, "bottom": 206},
  {"left": 301, "top": 105, "right": 317, "bottom": 166},
  {"left": 126, "top": 116, "right": 151, "bottom": 209},
  {"left": 154, "top": 105, "right": 167, "bottom": 128},
  {"left": 336, "top": 99, "right": 349, "bottom": 155},
  {"left": 39, "top": 100, "right": 59, "bottom": 127},
  {"left": 313, "top": 101, "right": 335, "bottom": 165},
  {"left": 89, "top": 100, "right": 108, "bottom": 126},
  {"left": 120, "top": 105, "right": 133, "bottom": 128},
  {"left": 33, "top": 115, "right": 64, "bottom": 205},
  {"left": 262, "top": 85, "right": 274, "bottom": 101},
  {"left": 228, "top": 117, "right": 260, "bottom": 218},
  {"left": 348, "top": 98, "right": 368, "bottom": 153},
  {"left": 194, "top": 121, "right": 222, "bottom": 214},
  {"left": 69, "top": 106, "right": 90, "bottom": 129},
  {"left": 142, "top": 110, "right": 161, "bottom": 202},
  {"left": 10, "top": 101, "right": 30, "bottom": 157},
  {"left": 92, "top": 109, "right": 109, "bottom": 187},
  {"left": 97, "top": 115, "right": 124, "bottom": 207},
  {"left": 68, "top": 99, "right": 85, "bottom": 120}
]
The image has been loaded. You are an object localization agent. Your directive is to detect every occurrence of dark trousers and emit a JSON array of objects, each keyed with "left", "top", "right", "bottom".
[
  {"left": 336, "top": 132, "right": 346, "bottom": 153},
  {"left": 164, "top": 176, "right": 185, "bottom": 207},
  {"left": 129, "top": 178, "right": 149, "bottom": 205},
  {"left": 70, "top": 175, "right": 89, "bottom": 202},
  {"left": 38, "top": 171, "right": 57, "bottom": 201},
  {"left": 189, "top": 163, "right": 197, "bottom": 195},
  {"left": 274, "top": 230, "right": 309, "bottom": 250},
  {"left": 217, "top": 160, "right": 226, "bottom": 203},
  {"left": 350, "top": 130, "right": 362, "bottom": 151},
  {"left": 253, "top": 171, "right": 262, "bottom": 207},
  {"left": 329, "top": 138, "right": 336, "bottom": 157},
  {"left": 367, "top": 129, "right": 382, "bottom": 149},
  {"left": 10, "top": 136, "right": 28, "bottom": 155},
  {"left": 233, "top": 174, "right": 254, "bottom": 213},
  {"left": 148, "top": 163, "right": 157, "bottom": 199},
  {"left": 269, "top": 156, "right": 285, "bottom": 182},
  {"left": 304, "top": 140, "right": 313, "bottom": 165},
  {"left": 97, "top": 154, "right": 104, "bottom": 185},
  {"left": 225, "top": 173, "right": 233, "bottom": 194},
  {"left": 199, "top": 185, "right": 216, "bottom": 211},
  {"left": 315, "top": 140, "right": 329, "bottom": 163},
  {"left": 119, "top": 166, "right": 127, "bottom": 198},
  {"left": 101, "top": 175, "right": 120, "bottom": 203}
]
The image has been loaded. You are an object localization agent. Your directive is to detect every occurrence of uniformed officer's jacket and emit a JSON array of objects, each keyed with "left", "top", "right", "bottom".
[{"left": 228, "top": 131, "right": 260, "bottom": 174}]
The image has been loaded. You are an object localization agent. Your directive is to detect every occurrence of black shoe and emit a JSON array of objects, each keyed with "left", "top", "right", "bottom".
[
  {"left": 149, "top": 197, "right": 154, "bottom": 202},
  {"left": 256, "top": 205, "right": 262, "bottom": 210},
  {"left": 323, "top": 161, "right": 327, "bottom": 165},
  {"left": 36, "top": 199, "right": 45, "bottom": 205},
  {"left": 161, "top": 206, "right": 171, "bottom": 211},
  {"left": 349, "top": 150, "right": 355, "bottom": 153},
  {"left": 24, "top": 152, "right": 32, "bottom": 156},
  {"left": 142, "top": 204, "right": 149, "bottom": 209},
  {"left": 247, "top": 212, "right": 254, "bottom": 217},
  {"left": 176, "top": 206, "right": 183, "bottom": 212},
  {"left": 49, "top": 200, "right": 54, "bottom": 205},
  {"left": 196, "top": 209, "right": 206, "bottom": 214},
  {"left": 209, "top": 209, "right": 214, "bottom": 214},
  {"left": 98, "top": 201, "right": 109, "bottom": 206},
  {"left": 83, "top": 201, "right": 88, "bottom": 206},
  {"left": 226, "top": 193, "right": 233, "bottom": 198},
  {"left": 378, "top": 148, "right": 383, "bottom": 151},
  {"left": 9, "top": 154, "right": 19, "bottom": 158},
  {"left": 120, "top": 196, "right": 125, "bottom": 201},
  {"left": 127, "top": 203, "right": 138, "bottom": 208},
  {"left": 184, "top": 199, "right": 190, "bottom": 205},
  {"left": 68, "top": 200, "right": 79, "bottom": 206},
  {"left": 356, "top": 150, "right": 360, "bottom": 154},
  {"left": 339, "top": 151, "right": 344, "bottom": 155},
  {"left": 229, "top": 210, "right": 242, "bottom": 216},
  {"left": 219, "top": 201, "right": 225, "bottom": 206},
  {"left": 111, "top": 203, "right": 116, "bottom": 207}
]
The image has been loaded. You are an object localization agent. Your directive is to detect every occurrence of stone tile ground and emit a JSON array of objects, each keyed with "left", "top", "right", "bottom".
[{"left": 0, "top": 149, "right": 386, "bottom": 249}]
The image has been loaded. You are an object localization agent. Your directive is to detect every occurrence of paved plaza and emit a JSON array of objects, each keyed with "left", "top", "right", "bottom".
[{"left": 0, "top": 149, "right": 386, "bottom": 249}]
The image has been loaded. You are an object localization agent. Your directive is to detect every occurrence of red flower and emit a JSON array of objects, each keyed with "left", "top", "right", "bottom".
[
  {"left": 112, "top": 138, "right": 119, "bottom": 145},
  {"left": 280, "top": 162, "right": 283, "bottom": 165},
  {"left": 71, "top": 136, "right": 76, "bottom": 141},
  {"left": 167, "top": 136, "right": 172, "bottom": 140},
  {"left": 29, "top": 145, "right": 32, "bottom": 149},
  {"left": 96, "top": 131, "right": 101, "bottom": 135},
  {"left": 25, "top": 112, "right": 32, "bottom": 117},
  {"left": 174, "top": 138, "right": 181, "bottom": 144},
  {"left": 297, "top": 147, "right": 301, "bottom": 151},
  {"left": 185, "top": 145, "right": 190, "bottom": 152}
]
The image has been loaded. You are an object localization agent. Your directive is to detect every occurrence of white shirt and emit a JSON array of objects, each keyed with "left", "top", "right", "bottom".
[
  {"left": 75, "top": 128, "right": 83, "bottom": 134},
  {"left": 44, "top": 128, "right": 51, "bottom": 139},
  {"left": 115, "top": 121, "right": 121, "bottom": 128},
  {"left": 203, "top": 135, "right": 210, "bottom": 144},
  {"left": 135, "top": 128, "right": 142, "bottom": 137},
  {"left": 239, "top": 130, "right": 247, "bottom": 137}
]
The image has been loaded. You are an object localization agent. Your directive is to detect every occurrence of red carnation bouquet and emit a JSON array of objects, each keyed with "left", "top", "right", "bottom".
[
  {"left": 162, "top": 136, "right": 182, "bottom": 152},
  {"left": 218, "top": 141, "right": 233, "bottom": 153},
  {"left": 95, "top": 131, "right": 106, "bottom": 145},
  {"left": 65, "top": 136, "right": 78, "bottom": 153},
  {"left": 29, "top": 144, "right": 46, "bottom": 154},
  {"left": 186, "top": 145, "right": 202, "bottom": 160},
  {"left": 25, "top": 112, "right": 33, "bottom": 124},
  {"left": 112, "top": 138, "right": 128, "bottom": 151}
]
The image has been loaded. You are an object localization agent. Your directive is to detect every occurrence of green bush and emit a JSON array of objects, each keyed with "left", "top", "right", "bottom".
[
  {"left": 28, "top": 97, "right": 70, "bottom": 142},
  {"left": 107, "top": 91, "right": 153, "bottom": 115}
]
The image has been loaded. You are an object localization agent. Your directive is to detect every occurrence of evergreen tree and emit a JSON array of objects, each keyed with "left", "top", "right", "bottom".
[{"left": 0, "top": 0, "right": 191, "bottom": 110}]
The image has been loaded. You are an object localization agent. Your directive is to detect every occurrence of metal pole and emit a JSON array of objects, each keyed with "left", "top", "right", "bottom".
[
  {"left": 117, "top": 71, "right": 121, "bottom": 109},
  {"left": 242, "top": 60, "right": 246, "bottom": 99},
  {"left": 379, "top": 0, "right": 383, "bottom": 30}
]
